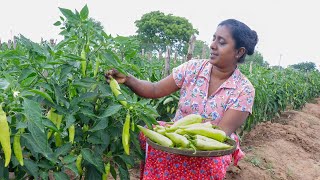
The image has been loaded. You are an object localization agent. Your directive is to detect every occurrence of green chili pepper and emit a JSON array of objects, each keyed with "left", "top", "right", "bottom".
[
  {"left": 137, "top": 125, "right": 173, "bottom": 147},
  {"left": 165, "top": 132, "right": 190, "bottom": 148},
  {"left": 76, "top": 154, "right": 83, "bottom": 175},
  {"left": 68, "top": 125, "right": 75, "bottom": 144},
  {"left": 102, "top": 162, "right": 111, "bottom": 180},
  {"left": 167, "top": 114, "right": 203, "bottom": 131},
  {"left": 192, "top": 136, "right": 231, "bottom": 150},
  {"left": 122, "top": 111, "right": 130, "bottom": 155},
  {"left": 13, "top": 128, "right": 24, "bottom": 166},
  {"left": 184, "top": 127, "right": 227, "bottom": 142},
  {"left": 109, "top": 77, "right": 127, "bottom": 107},
  {"left": 0, "top": 106, "right": 11, "bottom": 167}
]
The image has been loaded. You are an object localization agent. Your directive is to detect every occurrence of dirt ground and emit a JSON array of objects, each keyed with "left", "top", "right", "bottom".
[
  {"left": 130, "top": 98, "right": 320, "bottom": 180},
  {"left": 225, "top": 98, "right": 320, "bottom": 180}
]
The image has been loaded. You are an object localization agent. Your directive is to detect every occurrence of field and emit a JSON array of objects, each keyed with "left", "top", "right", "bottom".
[{"left": 1, "top": 6, "right": 320, "bottom": 180}]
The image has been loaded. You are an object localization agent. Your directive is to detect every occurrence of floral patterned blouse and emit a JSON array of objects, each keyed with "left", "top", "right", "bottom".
[{"left": 172, "top": 59, "right": 255, "bottom": 124}]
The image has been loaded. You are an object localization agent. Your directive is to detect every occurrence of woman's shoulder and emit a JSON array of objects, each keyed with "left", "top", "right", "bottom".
[
  {"left": 181, "top": 59, "right": 209, "bottom": 72},
  {"left": 237, "top": 71, "right": 255, "bottom": 92}
]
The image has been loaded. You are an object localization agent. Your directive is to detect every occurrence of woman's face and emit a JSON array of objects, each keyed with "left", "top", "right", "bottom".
[{"left": 209, "top": 25, "right": 238, "bottom": 68}]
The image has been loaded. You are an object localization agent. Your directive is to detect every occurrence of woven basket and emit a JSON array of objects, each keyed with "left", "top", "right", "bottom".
[{"left": 146, "top": 138, "right": 237, "bottom": 157}]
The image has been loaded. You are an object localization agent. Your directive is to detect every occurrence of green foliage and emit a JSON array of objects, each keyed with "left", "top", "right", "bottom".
[
  {"left": 244, "top": 51, "right": 269, "bottom": 67},
  {"left": 193, "top": 40, "right": 210, "bottom": 59},
  {"left": 240, "top": 64, "right": 320, "bottom": 133},
  {"left": 0, "top": 5, "right": 161, "bottom": 179},
  {"left": 135, "top": 11, "right": 198, "bottom": 56},
  {"left": 289, "top": 61, "right": 317, "bottom": 72}
]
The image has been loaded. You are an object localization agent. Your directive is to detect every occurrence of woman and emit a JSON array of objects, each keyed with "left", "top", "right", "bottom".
[{"left": 106, "top": 19, "right": 258, "bottom": 180}]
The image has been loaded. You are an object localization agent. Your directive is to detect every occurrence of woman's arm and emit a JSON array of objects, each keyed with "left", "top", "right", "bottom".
[
  {"left": 106, "top": 69, "right": 180, "bottom": 99},
  {"left": 125, "top": 74, "right": 180, "bottom": 99},
  {"left": 218, "top": 109, "right": 249, "bottom": 136}
]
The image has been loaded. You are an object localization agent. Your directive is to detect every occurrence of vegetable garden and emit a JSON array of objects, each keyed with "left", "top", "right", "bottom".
[{"left": 0, "top": 5, "right": 320, "bottom": 179}]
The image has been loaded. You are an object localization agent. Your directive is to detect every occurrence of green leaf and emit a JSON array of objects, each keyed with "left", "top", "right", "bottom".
[
  {"left": 24, "top": 159, "right": 39, "bottom": 178},
  {"left": 110, "top": 165, "right": 117, "bottom": 180},
  {"left": 87, "top": 135, "right": 103, "bottom": 144},
  {"left": 137, "top": 111, "right": 157, "bottom": 129},
  {"left": 20, "top": 75, "right": 37, "bottom": 87},
  {"left": 37, "top": 160, "right": 54, "bottom": 169},
  {"left": 99, "top": 104, "right": 122, "bottom": 118},
  {"left": 23, "top": 99, "right": 52, "bottom": 154},
  {"left": 29, "top": 89, "right": 54, "bottom": 103},
  {"left": 22, "top": 134, "right": 42, "bottom": 153},
  {"left": 54, "top": 21, "right": 62, "bottom": 26},
  {"left": 118, "top": 155, "right": 135, "bottom": 167},
  {"left": 89, "top": 119, "right": 108, "bottom": 132},
  {"left": 23, "top": 98, "right": 45, "bottom": 130},
  {"left": 81, "top": 108, "right": 98, "bottom": 118},
  {"left": 16, "top": 121, "right": 28, "bottom": 129},
  {"left": 59, "top": 64, "right": 73, "bottom": 81},
  {"left": 54, "top": 143, "right": 72, "bottom": 159},
  {"left": 80, "top": 4, "right": 89, "bottom": 20},
  {"left": 65, "top": 163, "right": 78, "bottom": 176},
  {"left": 63, "top": 155, "right": 77, "bottom": 164},
  {"left": 59, "top": 7, "right": 79, "bottom": 22},
  {"left": 81, "top": 148, "right": 104, "bottom": 173},
  {"left": 42, "top": 118, "right": 58, "bottom": 132},
  {"left": 39, "top": 171, "right": 49, "bottom": 180},
  {"left": 0, "top": 159, "right": 9, "bottom": 180},
  {"left": 53, "top": 84, "right": 68, "bottom": 107},
  {"left": 114, "top": 156, "right": 129, "bottom": 180},
  {"left": 53, "top": 172, "right": 69, "bottom": 180},
  {"left": 79, "top": 92, "right": 99, "bottom": 101},
  {"left": 0, "top": 78, "right": 10, "bottom": 90},
  {"left": 64, "top": 114, "right": 76, "bottom": 130},
  {"left": 85, "top": 164, "right": 103, "bottom": 180}
]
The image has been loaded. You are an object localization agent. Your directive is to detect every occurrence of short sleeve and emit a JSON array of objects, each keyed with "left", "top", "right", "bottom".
[
  {"left": 172, "top": 61, "right": 189, "bottom": 88},
  {"left": 228, "top": 86, "right": 255, "bottom": 114}
]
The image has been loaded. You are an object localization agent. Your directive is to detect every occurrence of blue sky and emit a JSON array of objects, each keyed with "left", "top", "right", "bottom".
[{"left": 1, "top": 0, "right": 319, "bottom": 68}]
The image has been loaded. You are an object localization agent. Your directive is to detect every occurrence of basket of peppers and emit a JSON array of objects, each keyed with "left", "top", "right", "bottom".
[{"left": 138, "top": 114, "right": 237, "bottom": 157}]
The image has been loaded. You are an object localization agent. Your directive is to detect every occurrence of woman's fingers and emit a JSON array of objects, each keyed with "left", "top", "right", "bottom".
[{"left": 104, "top": 69, "right": 127, "bottom": 84}]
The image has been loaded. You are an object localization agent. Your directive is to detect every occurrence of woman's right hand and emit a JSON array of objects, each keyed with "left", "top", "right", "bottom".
[{"left": 105, "top": 69, "right": 128, "bottom": 84}]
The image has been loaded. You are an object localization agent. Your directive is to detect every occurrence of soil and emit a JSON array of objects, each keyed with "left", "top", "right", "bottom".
[
  {"left": 225, "top": 98, "right": 320, "bottom": 180},
  {"left": 130, "top": 98, "right": 320, "bottom": 180}
]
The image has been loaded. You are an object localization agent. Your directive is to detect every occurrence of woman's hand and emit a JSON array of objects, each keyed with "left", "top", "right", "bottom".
[{"left": 105, "top": 69, "right": 127, "bottom": 84}]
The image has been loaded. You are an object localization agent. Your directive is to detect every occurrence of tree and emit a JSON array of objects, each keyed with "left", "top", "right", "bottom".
[
  {"left": 135, "top": 11, "right": 198, "bottom": 56},
  {"left": 192, "top": 40, "right": 210, "bottom": 59},
  {"left": 289, "top": 62, "right": 317, "bottom": 72},
  {"left": 244, "top": 51, "right": 269, "bottom": 67}
]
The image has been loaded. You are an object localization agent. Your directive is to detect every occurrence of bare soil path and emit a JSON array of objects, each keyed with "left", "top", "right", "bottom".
[{"left": 225, "top": 98, "right": 320, "bottom": 180}]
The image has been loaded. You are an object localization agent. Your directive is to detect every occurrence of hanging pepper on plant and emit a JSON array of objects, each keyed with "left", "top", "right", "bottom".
[
  {"left": 68, "top": 124, "right": 75, "bottom": 144},
  {"left": 46, "top": 108, "right": 64, "bottom": 146},
  {"left": 46, "top": 108, "right": 57, "bottom": 139},
  {"left": 76, "top": 154, "right": 83, "bottom": 175},
  {"left": 109, "top": 77, "right": 128, "bottom": 107},
  {"left": 13, "top": 128, "right": 25, "bottom": 166},
  {"left": 122, "top": 110, "right": 130, "bottom": 155},
  {"left": 102, "top": 162, "right": 111, "bottom": 180},
  {"left": 0, "top": 105, "right": 11, "bottom": 167}
]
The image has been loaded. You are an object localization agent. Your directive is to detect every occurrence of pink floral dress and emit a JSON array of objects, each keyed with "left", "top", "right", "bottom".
[{"left": 139, "top": 59, "right": 255, "bottom": 180}]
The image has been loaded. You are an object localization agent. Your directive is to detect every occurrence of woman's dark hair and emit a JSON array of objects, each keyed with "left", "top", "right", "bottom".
[{"left": 219, "top": 19, "right": 258, "bottom": 63}]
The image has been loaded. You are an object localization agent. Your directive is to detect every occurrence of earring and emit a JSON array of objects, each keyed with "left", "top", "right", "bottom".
[{"left": 236, "top": 56, "right": 239, "bottom": 58}]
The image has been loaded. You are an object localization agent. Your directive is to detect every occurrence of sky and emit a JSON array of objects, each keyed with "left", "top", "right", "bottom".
[{"left": 1, "top": 0, "right": 320, "bottom": 68}]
